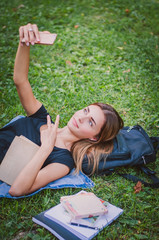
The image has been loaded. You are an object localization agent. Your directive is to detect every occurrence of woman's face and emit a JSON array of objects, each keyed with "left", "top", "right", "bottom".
[{"left": 67, "top": 105, "right": 105, "bottom": 140}]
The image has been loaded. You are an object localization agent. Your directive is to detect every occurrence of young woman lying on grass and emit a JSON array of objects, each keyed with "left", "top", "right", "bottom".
[{"left": 0, "top": 23, "right": 123, "bottom": 197}]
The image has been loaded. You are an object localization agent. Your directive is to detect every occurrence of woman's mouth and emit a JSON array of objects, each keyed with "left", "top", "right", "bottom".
[{"left": 73, "top": 118, "right": 79, "bottom": 128}]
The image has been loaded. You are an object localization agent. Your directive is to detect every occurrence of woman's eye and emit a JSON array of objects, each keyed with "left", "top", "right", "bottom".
[
  {"left": 89, "top": 120, "right": 93, "bottom": 127},
  {"left": 84, "top": 108, "right": 87, "bottom": 114}
]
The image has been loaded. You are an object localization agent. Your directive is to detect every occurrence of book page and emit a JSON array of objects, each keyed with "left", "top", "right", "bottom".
[{"left": 0, "top": 136, "right": 39, "bottom": 185}]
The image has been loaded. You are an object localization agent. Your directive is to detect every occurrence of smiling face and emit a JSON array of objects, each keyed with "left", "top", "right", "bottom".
[{"left": 67, "top": 105, "right": 105, "bottom": 140}]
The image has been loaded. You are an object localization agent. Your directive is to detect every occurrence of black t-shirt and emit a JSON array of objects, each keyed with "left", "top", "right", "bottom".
[{"left": 0, "top": 105, "right": 74, "bottom": 171}]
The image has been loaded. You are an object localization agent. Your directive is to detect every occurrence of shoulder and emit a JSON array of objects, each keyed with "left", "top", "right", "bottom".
[
  {"left": 29, "top": 104, "right": 48, "bottom": 118},
  {"left": 28, "top": 104, "right": 54, "bottom": 123}
]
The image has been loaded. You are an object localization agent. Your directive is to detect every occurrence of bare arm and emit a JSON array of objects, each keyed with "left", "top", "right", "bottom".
[
  {"left": 9, "top": 24, "right": 68, "bottom": 197},
  {"left": 13, "top": 23, "right": 42, "bottom": 116},
  {"left": 8, "top": 115, "right": 68, "bottom": 197}
]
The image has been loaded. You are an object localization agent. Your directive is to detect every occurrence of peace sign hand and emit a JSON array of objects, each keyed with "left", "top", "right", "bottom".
[{"left": 40, "top": 115, "right": 59, "bottom": 154}]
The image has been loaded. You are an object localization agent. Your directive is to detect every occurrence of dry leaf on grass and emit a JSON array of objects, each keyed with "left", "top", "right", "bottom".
[
  {"left": 117, "top": 47, "right": 124, "bottom": 50},
  {"left": 66, "top": 60, "right": 73, "bottom": 66},
  {"left": 134, "top": 181, "right": 142, "bottom": 193},
  {"left": 123, "top": 69, "right": 131, "bottom": 73},
  {"left": 125, "top": 9, "right": 130, "bottom": 13}
]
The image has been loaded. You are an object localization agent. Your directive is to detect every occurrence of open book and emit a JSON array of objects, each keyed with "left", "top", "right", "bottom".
[{"left": 0, "top": 136, "right": 39, "bottom": 185}]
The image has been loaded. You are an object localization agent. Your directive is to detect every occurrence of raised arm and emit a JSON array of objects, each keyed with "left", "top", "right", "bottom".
[{"left": 13, "top": 23, "right": 42, "bottom": 116}]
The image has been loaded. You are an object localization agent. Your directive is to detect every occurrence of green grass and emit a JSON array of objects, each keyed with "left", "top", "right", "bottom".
[{"left": 0, "top": 0, "right": 159, "bottom": 239}]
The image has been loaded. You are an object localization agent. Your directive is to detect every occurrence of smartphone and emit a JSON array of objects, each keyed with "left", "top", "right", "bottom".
[{"left": 21, "top": 31, "right": 57, "bottom": 45}]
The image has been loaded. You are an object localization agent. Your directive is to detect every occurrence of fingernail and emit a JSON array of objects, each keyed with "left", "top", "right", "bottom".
[{"left": 26, "top": 42, "right": 29, "bottom": 46}]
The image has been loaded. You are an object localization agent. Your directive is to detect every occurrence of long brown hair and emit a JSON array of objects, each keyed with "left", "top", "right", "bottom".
[{"left": 71, "top": 103, "right": 124, "bottom": 175}]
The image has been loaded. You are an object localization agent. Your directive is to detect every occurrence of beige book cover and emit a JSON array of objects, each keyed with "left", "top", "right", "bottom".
[
  {"left": 60, "top": 191, "right": 108, "bottom": 219},
  {"left": 0, "top": 135, "right": 39, "bottom": 185}
]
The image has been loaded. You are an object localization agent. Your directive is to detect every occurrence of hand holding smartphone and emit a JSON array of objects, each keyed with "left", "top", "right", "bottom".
[{"left": 22, "top": 31, "right": 57, "bottom": 45}]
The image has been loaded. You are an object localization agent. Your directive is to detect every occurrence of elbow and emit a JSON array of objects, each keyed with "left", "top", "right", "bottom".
[
  {"left": 13, "top": 73, "right": 24, "bottom": 86},
  {"left": 13, "top": 75, "right": 19, "bottom": 87},
  {"left": 9, "top": 186, "right": 27, "bottom": 197},
  {"left": 13, "top": 76, "right": 27, "bottom": 89}
]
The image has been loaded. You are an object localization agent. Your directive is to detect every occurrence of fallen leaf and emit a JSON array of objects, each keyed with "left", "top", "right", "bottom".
[
  {"left": 117, "top": 47, "right": 123, "bottom": 50},
  {"left": 74, "top": 25, "right": 79, "bottom": 29},
  {"left": 125, "top": 9, "right": 130, "bottom": 13},
  {"left": 134, "top": 181, "right": 142, "bottom": 193},
  {"left": 123, "top": 69, "right": 131, "bottom": 73},
  {"left": 66, "top": 60, "right": 73, "bottom": 66},
  {"left": 18, "top": 4, "right": 25, "bottom": 9}
]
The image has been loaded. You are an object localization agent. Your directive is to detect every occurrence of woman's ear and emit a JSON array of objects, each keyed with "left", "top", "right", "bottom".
[{"left": 89, "top": 137, "right": 98, "bottom": 142}]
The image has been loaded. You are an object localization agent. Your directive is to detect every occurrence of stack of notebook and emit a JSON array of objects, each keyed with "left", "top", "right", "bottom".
[{"left": 32, "top": 191, "right": 123, "bottom": 240}]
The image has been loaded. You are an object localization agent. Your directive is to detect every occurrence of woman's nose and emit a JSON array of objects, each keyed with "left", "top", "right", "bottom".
[
  {"left": 79, "top": 117, "right": 83, "bottom": 123},
  {"left": 79, "top": 116, "right": 87, "bottom": 123}
]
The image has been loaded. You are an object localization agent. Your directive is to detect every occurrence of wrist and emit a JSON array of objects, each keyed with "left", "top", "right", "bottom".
[
  {"left": 19, "top": 41, "right": 30, "bottom": 48},
  {"left": 40, "top": 144, "right": 52, "bottom": 156}
]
